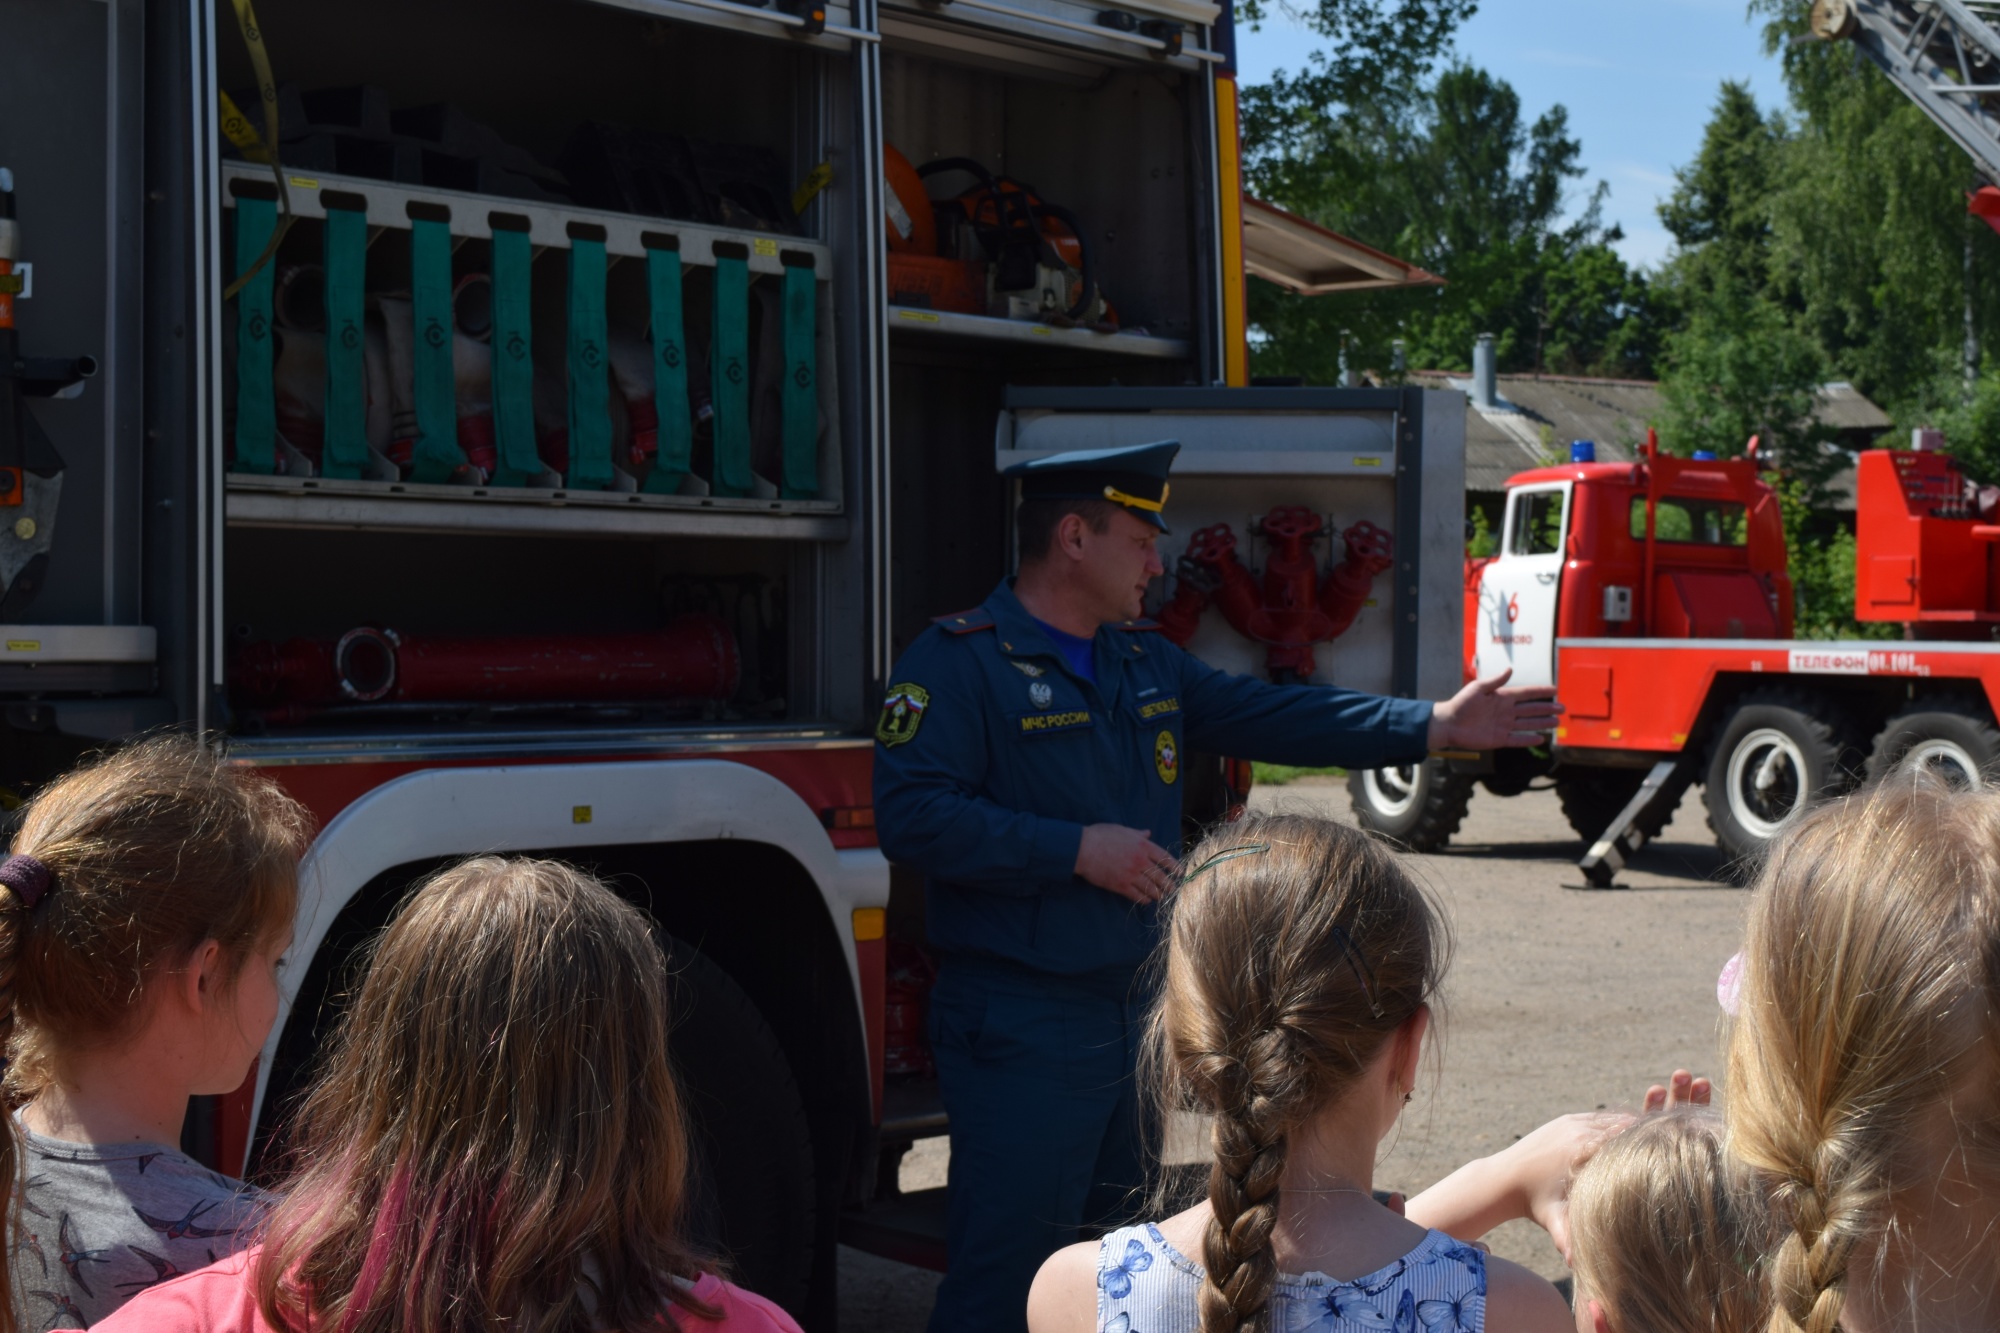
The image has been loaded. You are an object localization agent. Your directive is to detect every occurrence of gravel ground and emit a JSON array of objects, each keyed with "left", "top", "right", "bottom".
[{"left": 838, "top": 778, "right": 1749, "bottom": 1330}]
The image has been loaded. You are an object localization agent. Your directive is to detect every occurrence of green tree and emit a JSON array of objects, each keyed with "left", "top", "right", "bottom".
[
  {"left": 1236, "top": 0, "right": 1477, "bottom": 115},
  {"left": 1657, "top": 81, "right": 1786, "bottom": 304},
  {"left": 1655, "top": 294, "right": 1838, "bottom": 488},
  {"left": 1779, "top": 479, "right": 1895, "bottom": 641},
  {"left": 1245, "top": 65, "right": 1651, "bottom": 382}
]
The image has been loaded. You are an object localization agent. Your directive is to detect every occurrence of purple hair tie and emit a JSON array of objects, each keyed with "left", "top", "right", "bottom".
[{"left": 0, "top": 854, "right": 53, "bottom": 910}]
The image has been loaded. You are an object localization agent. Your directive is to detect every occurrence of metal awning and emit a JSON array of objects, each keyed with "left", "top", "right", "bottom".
[{"left": 1242, "top": 196, "right": 1442, "bottom": 295}]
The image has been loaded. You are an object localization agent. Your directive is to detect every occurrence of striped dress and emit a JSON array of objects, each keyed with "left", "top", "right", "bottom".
[{"left": 1092, "top": 1221, "right": 1488, "bottom": 1333}]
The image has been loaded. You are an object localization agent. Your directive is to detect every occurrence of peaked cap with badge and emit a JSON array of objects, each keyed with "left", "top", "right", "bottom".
[{"left": 1002, "top": 440, "right": 1180, "bottom": 532}]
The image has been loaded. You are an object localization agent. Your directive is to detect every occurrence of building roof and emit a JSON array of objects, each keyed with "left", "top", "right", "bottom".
[
  {"left": 1407, "top": 371, "right": 1893, "bottom": 495},
  {"left": 1241, "top": 197, "right": 1443, "bottom": 295},
  {"left": 1815, "top": 381, "right": 1895, "bottom": 432}
]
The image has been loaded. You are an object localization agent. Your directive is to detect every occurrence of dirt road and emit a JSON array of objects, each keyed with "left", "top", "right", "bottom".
[{"left": 837, "top": 778, "right": 1749, "bottom": 1330}]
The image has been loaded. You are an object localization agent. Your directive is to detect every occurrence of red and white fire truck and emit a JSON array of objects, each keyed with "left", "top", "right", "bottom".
[
  {"left": 4, "top": 0, "right": 1473, "bottom": 1319},
  {"left": 1350, "top": 434, "right": 2000, "bottom": 879}
]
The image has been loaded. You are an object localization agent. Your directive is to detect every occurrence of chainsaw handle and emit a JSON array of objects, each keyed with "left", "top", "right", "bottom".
[
  {"left": 1028, "top": 198, "right": 1096, "bottom": 321},
  {"left": 914, "top": 156, "right": 998, "bottom": 188}
]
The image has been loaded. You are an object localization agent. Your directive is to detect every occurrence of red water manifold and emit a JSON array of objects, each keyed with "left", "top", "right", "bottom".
[
  {"left": 1157, "top": 508, "right": 1394, "bottom": 681},
  {"left": 233, "top": 614, "right": 739, "bottom": 706},
  {"left": 883, "top": 940, "right": 938, "bottom": 1079}
]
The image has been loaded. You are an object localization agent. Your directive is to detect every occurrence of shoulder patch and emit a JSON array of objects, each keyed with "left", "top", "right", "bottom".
[
  {"left": 932, "top": 608, "right": 996, "bottom": 634},
  {"left": 1117, "top": 618, "right": 1165, "bottom": 633},
  {"left": 876, "top": 683, "right": 932, "bottom": 747}
]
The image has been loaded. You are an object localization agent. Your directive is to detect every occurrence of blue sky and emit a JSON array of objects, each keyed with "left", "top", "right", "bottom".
[{"left": 1232, "top": 0, "right": 1790, "bottom": 270}]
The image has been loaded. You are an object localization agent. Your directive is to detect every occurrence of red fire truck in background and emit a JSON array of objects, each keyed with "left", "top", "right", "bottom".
[{"left": 1351, "top": 434, "right": 2000, "bottom": 878}]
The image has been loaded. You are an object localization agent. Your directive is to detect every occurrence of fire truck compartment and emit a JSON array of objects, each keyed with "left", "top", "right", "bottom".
[
  {"left": 998, "top": 387, "right": 1468, "bottom": 703},
  {"left": 223, "top": 527, "right": 809, "bottom": 730},
  {"left": 1856, "top": 448, "right": 2000, "bottom": 624},
  {"left": 213, "top": 0, "right": 851, "bottom": 534},
  {"left": 880, "top": 47, "right": 1208, "bottom": 356}
]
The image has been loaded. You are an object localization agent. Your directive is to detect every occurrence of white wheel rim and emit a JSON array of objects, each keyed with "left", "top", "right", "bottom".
[
  {"left": 1903, "top": 737, "right": 1984, "bottom": 790},
  {"left": 1363, "top": 765, "right": 1423, "bottom": 819},
  {"left": 1725, "top": 727, "right": 1811, "bottom": 841}
]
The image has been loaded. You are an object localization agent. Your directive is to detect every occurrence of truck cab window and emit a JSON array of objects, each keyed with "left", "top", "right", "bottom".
[
  {"left": 1508, "top": 490, "right": 1565, "bottom": 556},
  {"left": 1631, "top": 497, "right": 1749, "bottom": 546}
]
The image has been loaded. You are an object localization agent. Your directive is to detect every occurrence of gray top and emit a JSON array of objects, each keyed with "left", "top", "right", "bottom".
[{"left": 8, "top": 1125, "right": 267, "bottom": 1330}]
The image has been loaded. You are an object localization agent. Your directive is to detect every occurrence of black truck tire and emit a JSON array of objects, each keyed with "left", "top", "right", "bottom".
[
  {"left": 1867, "top": 699, "right": 2000, "bottom": 789},
  {"left": 1703, "top": 691, "right": 1857, "bottom": 866},
  {"left": 664, "top": 937, "right": 818, "bottom": 1315},
  {"left": 1348, "top": 759, "right": 1475, "bottom": 852},
  {"left": 1555, "top": 768, "right": 1686, "bottom": 846}
]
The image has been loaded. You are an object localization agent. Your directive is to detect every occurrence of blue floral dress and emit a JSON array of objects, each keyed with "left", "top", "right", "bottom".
[{"left": 1092, "top": 1221, "right": 1488, "bottom": 1333}]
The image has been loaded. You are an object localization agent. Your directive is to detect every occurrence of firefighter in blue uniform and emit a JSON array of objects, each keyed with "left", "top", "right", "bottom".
[{"left": 873, "top": 442, "right": 1559, "bottom": 1333}]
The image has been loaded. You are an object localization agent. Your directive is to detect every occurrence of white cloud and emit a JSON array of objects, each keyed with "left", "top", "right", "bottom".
[{"left": 1607, "top": 162, "right": 1679, "bottom": 188}]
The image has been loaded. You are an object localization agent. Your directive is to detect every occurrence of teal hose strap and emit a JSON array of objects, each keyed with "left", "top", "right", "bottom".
[
  {"left": 406, "top": 209, "right": 462, "bottom": 483},
  {"left": 779, "top": 251, "right": 818, "bottom": 499},
  {"left": 644, "top": 234, "right": 693, "bottom": 495},
  {"left": 230, "top": 191, "right": 278, "bottom": 475},
  {"left": 320, "top": 197, "right": 371, "bottom": 480},
  {"left": 566, "top": 225, "right": 613, "bottom": 490},
  {"left": 488, "top": 216, "right": 541, "bottom": 487},
  {"left": 710, "top": 242, "right": 753, "bottom": 497}
]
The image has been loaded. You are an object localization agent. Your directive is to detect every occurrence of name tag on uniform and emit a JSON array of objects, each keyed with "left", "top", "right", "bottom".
[
  {"left": 1136, "top": 696, "right": 1181, "bottom": 720},
  {"left": 1016, "top": 709, "right": 1093, "bottom": 736}
]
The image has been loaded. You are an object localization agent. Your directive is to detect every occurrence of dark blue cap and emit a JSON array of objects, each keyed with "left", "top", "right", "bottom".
[{"left": 1003, "top": 441, "right": 1180, "bottom": 532}]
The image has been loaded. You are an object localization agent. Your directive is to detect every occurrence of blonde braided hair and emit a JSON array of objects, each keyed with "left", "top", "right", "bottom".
[
  {"left": 1727, "top": 774, "right": 2000, "bottom": 1333},
  {"left": 1148, "top": 814, "right": 1443, "bottom": 1333}
]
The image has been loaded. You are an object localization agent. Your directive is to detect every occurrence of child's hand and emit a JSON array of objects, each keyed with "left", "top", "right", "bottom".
[
  {"left": 1642, "top": 1068, "right": 1711, "bottom": 1112},
  {"left": 1403, "top": 1111, "right": 1627, "bottom": 1255},
  {"left": 1507, "top": 1112, "right": 1630, "bottom": 1261}
]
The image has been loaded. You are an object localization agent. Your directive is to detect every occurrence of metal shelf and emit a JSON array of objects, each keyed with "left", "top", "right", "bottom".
[
  {"left": 879, "top": 0, "right": 1218, "bottom": 72},
  {"left": 888, "top": 306, "right": 1190, "bottom": 358},
  {"left": 226, "top": 475, "right": 848, "bottom": 541},
  {"left": 586, "top": 0, "right": 877, "bottom": 47},
  {"left": 220, "top": 164, "right": 831, "bottom": 277}
]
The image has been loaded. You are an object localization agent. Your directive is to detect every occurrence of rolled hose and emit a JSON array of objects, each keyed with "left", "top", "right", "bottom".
[{"left": 233, "top": 614, "right": 740, "bottom": 706}]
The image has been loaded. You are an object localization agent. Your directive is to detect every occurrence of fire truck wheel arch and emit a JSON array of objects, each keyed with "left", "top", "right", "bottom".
[{"left": 252, "top": 758, "right": 890, "bottom": 1133}]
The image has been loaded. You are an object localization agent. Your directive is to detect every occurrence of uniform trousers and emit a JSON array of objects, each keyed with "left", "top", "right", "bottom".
[{"left": 925, "top": 956, "right": 1149, "bottom": 1333}]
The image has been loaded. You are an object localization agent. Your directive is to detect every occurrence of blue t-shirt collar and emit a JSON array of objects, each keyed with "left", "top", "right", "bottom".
[{"left": 1030, "top": 616, "right": 1098, "bottom": 683}]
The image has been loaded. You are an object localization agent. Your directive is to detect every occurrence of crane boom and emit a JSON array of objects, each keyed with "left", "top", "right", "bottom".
[{"left": 1814, "top": 0, "right": 2000, "bottom": 182}]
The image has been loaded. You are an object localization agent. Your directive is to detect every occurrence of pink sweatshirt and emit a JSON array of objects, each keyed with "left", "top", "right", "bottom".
[{"left": 89, "top": 1248, "right": 804, "bottom": 1333}]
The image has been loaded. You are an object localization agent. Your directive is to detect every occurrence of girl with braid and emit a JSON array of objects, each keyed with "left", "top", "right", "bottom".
[
  {"left": 0, "top": 735, "right": 310, "bottom": 1332},
  {"left": 1029, "top": 813, "right": 1571, "bottom": 1333},
  {"left": 1726, "top": 776, "right": 2000, "bottom": 1333}
]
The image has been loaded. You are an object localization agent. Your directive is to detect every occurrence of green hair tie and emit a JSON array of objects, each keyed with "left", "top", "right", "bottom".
[{"left": 1180, "top": 843, "right": 1271, "bottom": 882}]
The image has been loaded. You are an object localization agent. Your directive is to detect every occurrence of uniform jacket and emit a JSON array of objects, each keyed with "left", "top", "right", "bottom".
[{"left": 872, "top": 581, "right": 1434, "bottom": 978}]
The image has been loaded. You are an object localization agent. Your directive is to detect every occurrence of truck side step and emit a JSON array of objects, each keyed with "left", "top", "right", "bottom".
[
  {"left": 840, "top": 1186, "right": 949, "bottom": 1272},
  {"left": 1577, "top": 759, "right": 1685, "bottom": 889}
]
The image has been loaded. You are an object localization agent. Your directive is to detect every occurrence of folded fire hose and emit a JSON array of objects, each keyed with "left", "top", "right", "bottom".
[
  {"left": 644, "top": 233, "right": 694, "bottom": 495},
  {"left": 488, "top": 214, "right": 541, "bottom": 486},
  {"left": 229, "top": 194, "right": 815, "bottom": 496}
]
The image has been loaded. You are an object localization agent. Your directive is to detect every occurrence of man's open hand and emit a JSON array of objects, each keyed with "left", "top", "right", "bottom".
[
  {"left": 1427, "top": 669, "right": 1562, "bottom": 751},
  {"left": 1076, "top": 824, "right": 1177, "bottom": 905}
]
